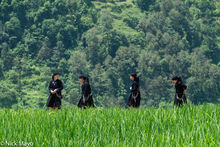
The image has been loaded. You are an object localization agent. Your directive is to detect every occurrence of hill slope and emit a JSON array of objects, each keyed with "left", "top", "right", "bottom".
[{"left": 0, "top": 0, "right": 219, "bottom": 108}]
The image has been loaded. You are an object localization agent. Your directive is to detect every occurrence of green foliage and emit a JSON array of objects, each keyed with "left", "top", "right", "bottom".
[
  {"left": 135, "top": 0, "right": 156, "bottom": 11},
  {"left": 0, "top": 0, "right": 219, "bottom": 108},
  {"left": 0, "top": 82, "right": 18, "bottom": 108}
]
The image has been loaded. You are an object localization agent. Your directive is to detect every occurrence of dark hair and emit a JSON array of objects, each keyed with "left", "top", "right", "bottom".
[
  {"left": 172, "top": 76, "right": 182, "bottom": 82},
  {"left": 79, "top": 75, "right": 89, "bottom": 83},
  {"left": 130, "top": 73, "right": 137, "bottom": 77},
  {"left": 130, "top": 73, "right": 139, "bottom": 83},
  {"left": 52, "top": 73, "right": 59, "bottom": 80}
]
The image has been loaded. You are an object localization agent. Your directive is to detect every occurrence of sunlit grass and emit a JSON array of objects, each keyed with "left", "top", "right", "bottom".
[{"left": 0, "top": 104, "right": 219, "bottom": 146}]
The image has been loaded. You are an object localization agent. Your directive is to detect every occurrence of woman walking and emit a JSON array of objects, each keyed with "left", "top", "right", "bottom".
[
  {"left": 46, "top": 73, "right": 63, "bottom": 110},
  {"left": 78, "top": 75, "right": 94, "bottom": 108},
  {"left": 128, "top": 73, "right": 141, "bottom": 109},
  {"left": 172, "top": 76, "right": 187, "bottom": 107}
]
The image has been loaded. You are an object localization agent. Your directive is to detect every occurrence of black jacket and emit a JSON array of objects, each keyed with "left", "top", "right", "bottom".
[
  {"left": 130, "top": 81, "right": 139, "bottom": 93},
  {"left": 82, "top": 81, "right": 91, "bottom": 98},
  {"left": 48, "top": 79, "right": 63, "bottom": 96},
  {"left": 175, "top": 81, "right": 187, "bottom": 98}
]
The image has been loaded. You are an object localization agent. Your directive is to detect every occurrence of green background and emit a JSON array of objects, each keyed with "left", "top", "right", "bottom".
[{"left": 0, "top": 0, "right": 219, "bottom": 108}]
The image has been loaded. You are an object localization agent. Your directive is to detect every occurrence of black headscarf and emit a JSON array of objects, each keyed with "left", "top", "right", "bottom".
[
  {"left": 79, "top": 75, "right": 89, "bottom": 83},
  {"left": 52, "top": 73, "right": 59, "bottom": 80},
  {"left": 130, "top": 73, "right": 139, "bottom": 83},
  {"left": 172, "top": 76, "right": 182, "bottom": 82}
]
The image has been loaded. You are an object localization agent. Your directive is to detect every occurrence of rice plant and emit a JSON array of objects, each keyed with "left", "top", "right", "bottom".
[{"left": 0, "top": 104, "right": 219, "bottom": 147}]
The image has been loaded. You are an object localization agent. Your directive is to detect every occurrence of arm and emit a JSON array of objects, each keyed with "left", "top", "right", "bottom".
[
  {"left": 83, "top": 83, "right": 90, "bottom": 99},
  {"left": 82, "top": 83, "right": 90, "bottom": 104},
  {"left": 131, "top": 82, "right": 139, "bottom": 92},
  {"left": 48, "top": 81, "right": 54, "bottom": 93},
  {"left": 55, "top": 81, "right": 64, "bottom": 92},
  {"left": 183, "top": 84, "right": 187, "bottom": 94}
]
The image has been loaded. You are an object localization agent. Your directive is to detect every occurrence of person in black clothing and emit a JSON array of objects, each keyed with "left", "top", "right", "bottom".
[
  {"left": 78, "top": 75, "right": 94, "bottom": 108},
  {"left": 128, "top": 73, "right": 141, "bottom": 109},
  {"left": 46, "top": 73, "right": 63, "bottom": 110},
  {"left": 172, "top": 76, "right": 187, "bottom": 107}
]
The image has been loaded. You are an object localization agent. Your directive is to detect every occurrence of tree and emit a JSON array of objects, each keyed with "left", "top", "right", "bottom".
[
  {"left": 0, "top": 82, "right": 18, "bottom": 108},
  {"left": 84, "top": 27, "right": 100, "bottom": 65},
  {"left": 5, "top": 16, "right": 21, "bottom": 37},
  {"left": 90, "top": 63, "right": 116, "bottom": 107},
  {"left": 187, "top": 49, "right": 220, "bottom": 104},
  {"left": 37, "top": 37, "right": 51, "bottom": 61},
  {"left": 66, "top": 50, "right": 91, "bottom": 105},
  {"left": 136, "top": 0, "right": 155, "bottom": 11},
  {"left": 112, "top": 46, "right": 140, "bottom": 103},
  {"left": 1, "top": 42, "right": 13, "bottom": 71}
]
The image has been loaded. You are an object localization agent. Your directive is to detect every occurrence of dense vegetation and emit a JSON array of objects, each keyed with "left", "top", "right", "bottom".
[
  {"left": 0, "top": 105, "right": 219, "bottom": 146},
  {"left": 0, "top": 0, "right": 219, "bottom": 108}
]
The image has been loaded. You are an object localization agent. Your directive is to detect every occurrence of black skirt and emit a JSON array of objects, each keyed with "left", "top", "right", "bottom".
[
  {"left": 128, "top": 92, "right": 141, "bottom": 108},
  {"left": 174, "top": 94, "right": 187, "bottom": 107},
  {"left": 78, "top": 95, "right": 95, "bottom": 108},
  {"left": 46, "top": 94, "right": 61, "bottom": 108}
]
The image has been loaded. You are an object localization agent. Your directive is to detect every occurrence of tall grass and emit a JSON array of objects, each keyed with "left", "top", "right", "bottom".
[{"left": 0, "top": 105, "right": 219, "bottom": 146}]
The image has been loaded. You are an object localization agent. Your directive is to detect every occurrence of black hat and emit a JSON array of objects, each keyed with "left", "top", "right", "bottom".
[
  {"left": 130, "top": 73, "right": 137, "bottom": 78},
  {"left": 79, "top": 75, "right": 89, "bottom": 83},
  {"left": 172, "top": 76, "right": 178, "bottom": 81},
  {"left": 79, "top": 75, "right": 86, "bottom": 79},
  {"left": 172, "top": 76, "right": 182, "bottom": 82},
  {"left": 130, "top": 73, "right": 139, "bottom": 83}
]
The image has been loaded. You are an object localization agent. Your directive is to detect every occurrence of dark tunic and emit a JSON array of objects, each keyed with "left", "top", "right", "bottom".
[
  {"left": 128, "top": 80, "right": 141, "bottom": 108},
  {"left": 46, "top": 79, "right": 63, "bottom": 108},
  {"left": 78, "top": 81, "right": 94, "bottom": 108},
  {"left": 174, "top": 81, "right": 187, "bottom": 106}
]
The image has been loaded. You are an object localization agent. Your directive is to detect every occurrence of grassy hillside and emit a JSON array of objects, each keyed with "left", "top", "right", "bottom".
[
  {"left": 0, "top": 0, "right": 219, "bottom": 108},
  {"left": 0, "top": 104, "right": 219, "bottom": 146}
]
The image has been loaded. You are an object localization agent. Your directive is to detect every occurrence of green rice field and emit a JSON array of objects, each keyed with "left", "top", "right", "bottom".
[{"left": 0, "top": 104, "right": 219, "bottom": 146}]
